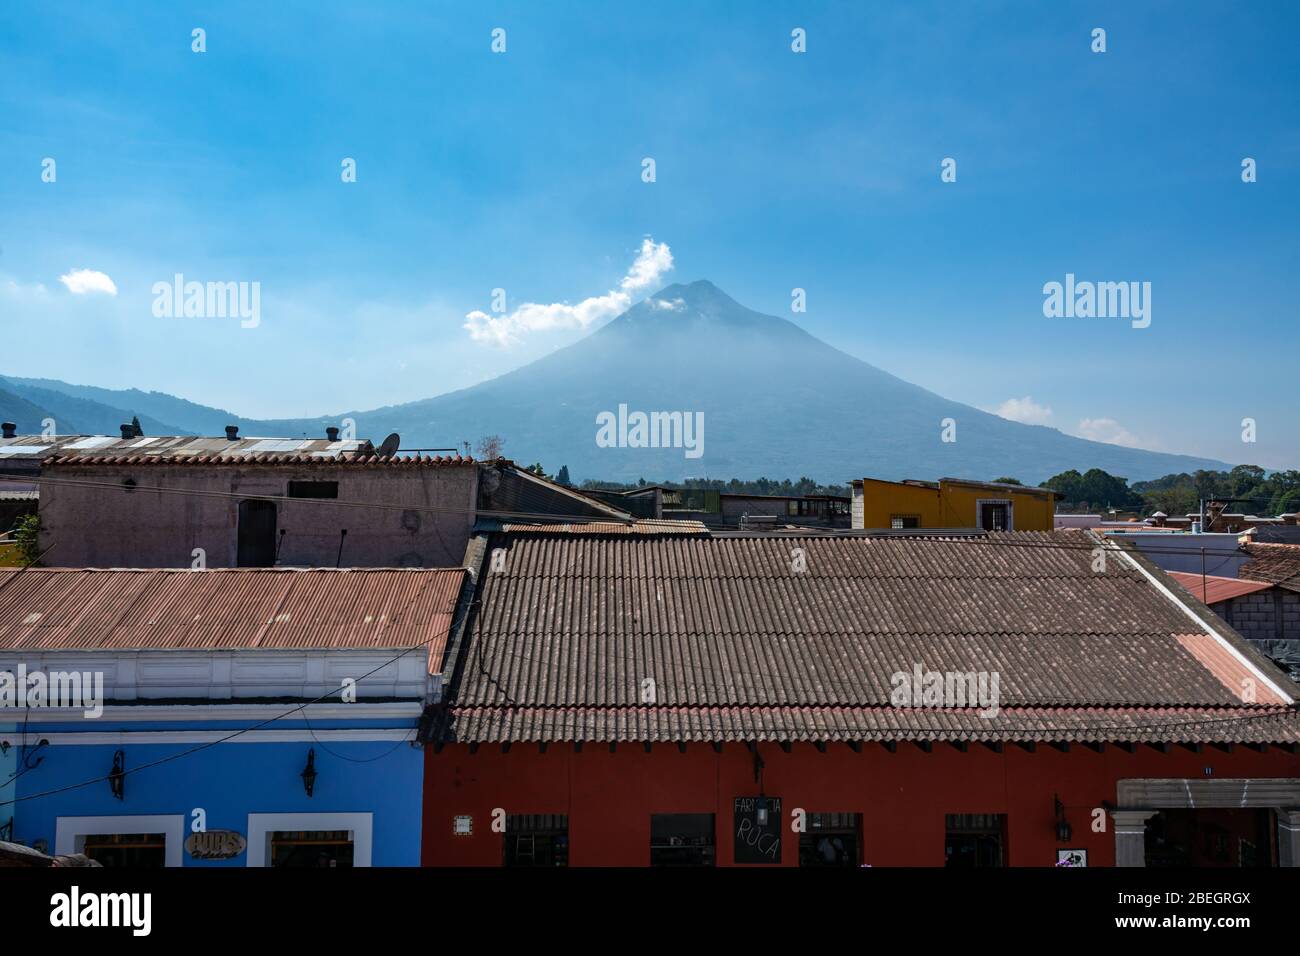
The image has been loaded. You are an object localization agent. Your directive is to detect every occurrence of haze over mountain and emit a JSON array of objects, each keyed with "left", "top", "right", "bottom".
[{"left": 2, "top": 281, "right": 1233, "bottom": 484}]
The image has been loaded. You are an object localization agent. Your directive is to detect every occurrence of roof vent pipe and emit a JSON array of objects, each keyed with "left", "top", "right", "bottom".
[
  {"left": 120, "top": 423, "right": 135, "bottom": 439},
  {"left": 225, "top": 425, "right": 239, "bottom": 441},
  {"left": 326, "top": 426, "right": 340, "bottom": 442},
  {"left": 1, "top": 422, "right": 15, "bottom": 439}
]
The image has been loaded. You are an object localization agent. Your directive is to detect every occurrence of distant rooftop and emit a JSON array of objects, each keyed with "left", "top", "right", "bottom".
[{"left": 860, "top": 476, "right": 1056, "bottom": 496}]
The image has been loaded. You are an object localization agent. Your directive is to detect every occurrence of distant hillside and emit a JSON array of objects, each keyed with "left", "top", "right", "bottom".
[
  {"left": 0, "top": 377, "right": 185, "bottom": 437},
  {"left": 0, "top": 385, "right": 73, "bottom": 434},
  {"left": 4, "top": 376, "right": 232, "bottom": 435},
  {"left": 1, "top": 281, "right": 1237, "bottom": 484}
]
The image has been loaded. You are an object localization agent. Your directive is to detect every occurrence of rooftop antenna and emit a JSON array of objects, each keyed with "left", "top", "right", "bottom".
[{"left": 377, "top": 433, "right": 400, "bottom": 457}]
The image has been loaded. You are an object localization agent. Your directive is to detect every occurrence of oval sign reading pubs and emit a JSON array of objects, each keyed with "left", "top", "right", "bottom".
[
  {"left": 733, "top": 796, "right": 781, "bottom": 864},
  {"left": 186, "top": 830, "right": 247, "bottom": 860}
]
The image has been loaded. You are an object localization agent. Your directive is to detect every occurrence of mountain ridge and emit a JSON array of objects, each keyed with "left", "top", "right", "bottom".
[{"left": 1, "top": 280, "right": 1236, "bottom": 484}]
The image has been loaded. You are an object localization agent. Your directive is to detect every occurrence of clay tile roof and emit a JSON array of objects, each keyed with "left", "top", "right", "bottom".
[
  {"left": 0, "top": 568, "right": 466, "bottom": 669},
  {"left": 429, "top": 530, "right": 1300, "bottom": 745},
  {"left": 1240, "top": 543, "right": 1300, "bottom": 593}
]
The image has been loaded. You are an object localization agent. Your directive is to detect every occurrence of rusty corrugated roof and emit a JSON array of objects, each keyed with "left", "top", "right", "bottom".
[
  {"left": 0, "top": 568, "right": 465, "bottom": 661},
  {"left": 498, "top": 519, "right": 709, "bottom": 535},
  {"left": 1168, "top": 571, "right": 1275, "bottom": 605}
]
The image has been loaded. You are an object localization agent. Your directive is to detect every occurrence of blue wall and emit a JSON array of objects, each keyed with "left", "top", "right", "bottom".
[{"left": 7, "top": 728, "right": 424, "bottom": 866}]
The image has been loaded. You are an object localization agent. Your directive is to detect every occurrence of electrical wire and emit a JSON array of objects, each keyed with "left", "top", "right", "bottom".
[
  {"left": 0, "top": 573, "right": 454, "bottom": 808},
  {"left": 0, "top": 470, "right": 1296, "bottom": 806}
]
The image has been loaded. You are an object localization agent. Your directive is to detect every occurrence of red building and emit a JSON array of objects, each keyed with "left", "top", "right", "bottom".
[{"left": 421, "top": 529, "right": 1300, "bottom": 867}]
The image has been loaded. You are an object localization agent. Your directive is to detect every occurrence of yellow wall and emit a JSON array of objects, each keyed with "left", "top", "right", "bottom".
[{"left": 857, "top": 478, "right": 1056, "bottom": 531}]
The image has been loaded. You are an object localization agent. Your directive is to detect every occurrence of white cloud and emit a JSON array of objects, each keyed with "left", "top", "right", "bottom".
[
  {"left": 58, "top": 268, "right": 118, "bottom": 296},
  {"left": 648, "top": 296, "right": 685, "bottom": 311},
  {"left": 1074, "top": 417, "right": 1142, "bottom": 447},
  {"left": 991, "top": 395, "right": 1053, "bottom": 425},
  {"left": 464, "top": 238, "right": 673, "bottom": 347}
]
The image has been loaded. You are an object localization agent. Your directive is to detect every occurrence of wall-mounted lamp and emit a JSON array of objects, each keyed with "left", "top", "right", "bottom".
[
  {"left": 109, "top": 750, "right": 125, "bottom": 801},
  {"left": 756, "top": 800, "right": 769, "bottom": 827},
  {"left": 1054, "top": 794, "right": 1072, "bottom": 842},
  {"left": 301, "top": 748, "right": 317, "bottom": 797}
]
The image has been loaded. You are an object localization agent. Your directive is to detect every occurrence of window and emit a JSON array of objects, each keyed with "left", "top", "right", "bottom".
[
  {"left": 503, "top": 814, "right": 569, "bottom": 867},
  {"left": 945, "top": 813, "right": 1006, "bottom": 867},
  {"left": 269, "top": 830, "right": 354, "bottom": 868},
  {"left": 288, "top": 480, "right": 339, "bottom": 499},
  {"left": 55, "top": 815, "right": 185, "bottom": 867},
  {"left": 246, "top": 812, "right": 372, "bottom": 867},
  {"left": 237, "top": 499, "right": 277, "bottom": 566},
  {"left": 799, "top": 813, "right": 862, "bottom": 867},
  {"left": 891, "top": 515, "right": 920, "bottom": 529},
  {"left": 978, "top": 501, "right": 1011, "bottom": 532},
  {"left": 82, "top": 832, "right": 167, "bottom": 868},
  {"left": 650, "top": 813, "right": 715, "bottom": 867}
]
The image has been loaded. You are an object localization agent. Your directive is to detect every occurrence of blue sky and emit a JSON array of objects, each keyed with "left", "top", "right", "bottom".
[{"left": 1, "top": 1, "right": 1297, "bottom": 468}]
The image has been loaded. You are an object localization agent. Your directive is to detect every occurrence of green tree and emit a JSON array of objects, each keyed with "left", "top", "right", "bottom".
[
  {"left": 130, "top": 415, "right": 144, "bottom": 437},
  {"left": 556, "top": 465, "right": 571, "bottom": 486},
  {"left": 14, "top": 513, "right": 40, "bottom": 567},
  {"left": 1045, "top": 468, "right": 1141, "bottom": 512}
]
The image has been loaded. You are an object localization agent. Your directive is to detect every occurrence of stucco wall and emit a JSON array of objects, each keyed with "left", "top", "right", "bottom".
[
  {"left": 38, "top": 463, "right": 478, "bottom": 569},
  {"left": 9, "top": 735, "right": 424, "bottom": 866},
  {"left": 1113, "top": 533, "right": 1249, "bottom": 576},
  {"left": 422, "top": 742, "right": 1300, "bottom": 866},
  {"left": 856, "top": 479, "right": 1054, "bottom": 530}
]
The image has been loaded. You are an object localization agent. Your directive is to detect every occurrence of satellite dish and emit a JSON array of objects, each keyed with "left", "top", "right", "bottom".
[{"left": 377, "top": 433, "right": 401, "bottom": 457}]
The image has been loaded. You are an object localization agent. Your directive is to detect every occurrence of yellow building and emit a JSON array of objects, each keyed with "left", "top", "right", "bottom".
[{"left": 850, "top": 477, "right": 1057, "bottom": 531}]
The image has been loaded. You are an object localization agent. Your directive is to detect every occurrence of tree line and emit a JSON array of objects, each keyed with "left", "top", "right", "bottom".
[{"left": 1042, "top": 465, "right": 1300, "bottom": 516}]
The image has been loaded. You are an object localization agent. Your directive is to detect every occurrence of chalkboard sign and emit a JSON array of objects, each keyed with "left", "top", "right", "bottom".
[{"left": 733, "top": 796, "right": 781, "bottom": 864}]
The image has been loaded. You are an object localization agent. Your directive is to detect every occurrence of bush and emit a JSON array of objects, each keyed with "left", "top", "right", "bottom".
[{"left": 14, "top": 513, "right": 40, "bottom": 566}]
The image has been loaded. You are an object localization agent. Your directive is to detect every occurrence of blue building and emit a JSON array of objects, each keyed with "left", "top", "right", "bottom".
[{"left": 0, "top": 566, "right": 466, "bottom": 867}]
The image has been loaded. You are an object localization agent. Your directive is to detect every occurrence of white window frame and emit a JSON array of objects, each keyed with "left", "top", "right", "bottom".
[
  {"left": 975, "top": 498, "right": 1014, "bottom": 531},
  {"left": 55, "top": 814, "right": 186, "bottom": 867},
  {"left": 246, "top": 811, "right": 373, "bottom": 867}
]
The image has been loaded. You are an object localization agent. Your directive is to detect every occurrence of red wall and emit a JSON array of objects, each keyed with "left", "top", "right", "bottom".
[{"left": 422, "top": 742, "right": 1300, "bottom": 866}]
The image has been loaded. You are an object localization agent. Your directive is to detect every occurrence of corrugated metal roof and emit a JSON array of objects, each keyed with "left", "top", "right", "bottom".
[
  {"left": 0, "top": 568, "right": 465, "bottom": 662},
  {"left": 0, "top": 436, "right": 93, "bottom": 459},
  {"left": 435, "top": 530, "right": 1300, "bottom": 744},
  {"left": 29, "top": 433, "right": 476, "bottom": 468},
  {"left": 1168, "top": 571, "right": 1274, "bottom": 605},
  {"left": 498, "top": 519, "right": 709, "bottom": 535},
  {"left": 939, "top": 477, "right": 1056, "bottom": 497}
]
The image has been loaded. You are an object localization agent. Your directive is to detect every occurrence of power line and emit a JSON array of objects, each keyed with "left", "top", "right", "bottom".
[
  {"left": 0, "top": 574, "right": 455, "bottom": 809},
  {"left": 1, "top": 474, "right": 1295, "bottom": 806}
]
